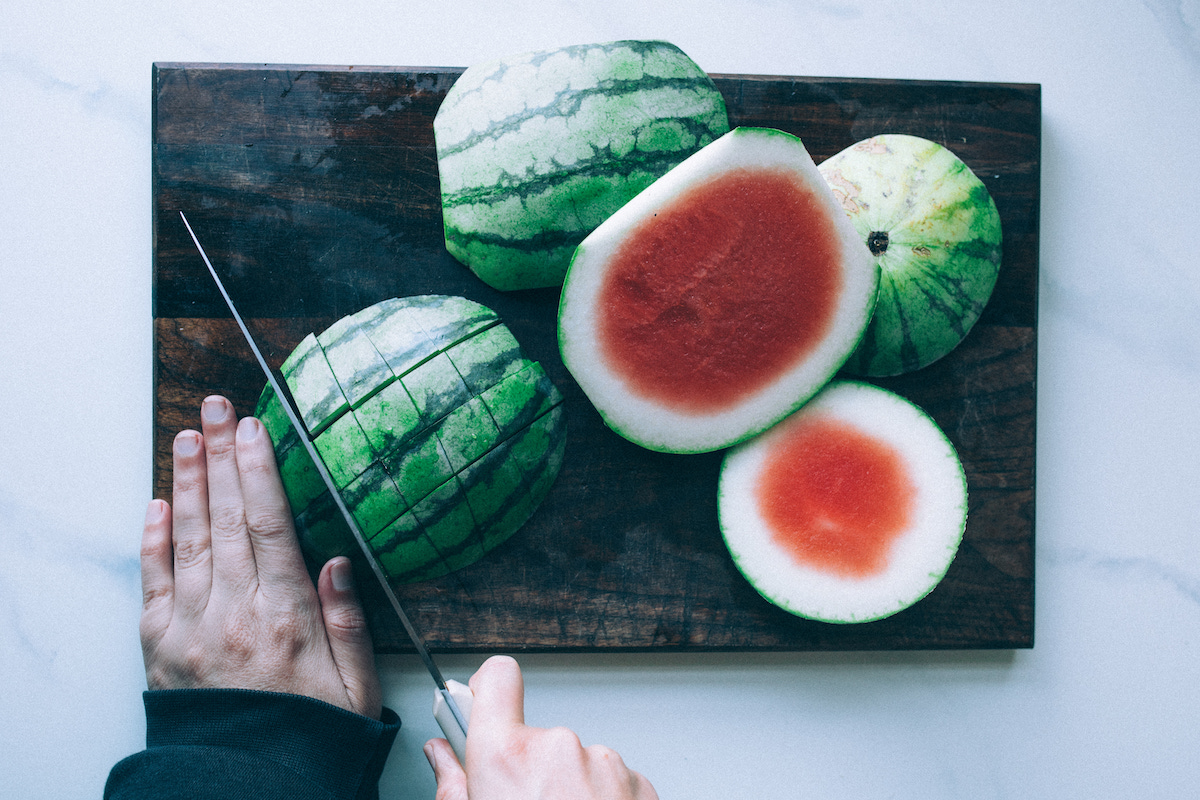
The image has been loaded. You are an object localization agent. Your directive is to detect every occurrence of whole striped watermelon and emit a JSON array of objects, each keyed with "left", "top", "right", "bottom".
[
  {"left": 818, "top": 134, "right": 1003, "bottom": 376},
  {"left": 434, "top": 40, "right": 730, "bottom": 291},
  {"left": 256, "top": 295, "right": 566, "bottom": 584}
]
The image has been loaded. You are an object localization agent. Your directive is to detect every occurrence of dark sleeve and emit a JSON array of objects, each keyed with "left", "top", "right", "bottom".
[{"left": 104, "top": 689, "right": 402, "bottom": 800}]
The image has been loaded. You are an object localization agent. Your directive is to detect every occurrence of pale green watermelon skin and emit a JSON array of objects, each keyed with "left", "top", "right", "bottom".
[
  {"left": 818, "top": 134, "right": 1003, "bottom": 377},
  {"left": 256, "top": 295, "right": 566, "bottom": 584},
  {"left": 434, "top": 40, "right": 730, "bottom": 291}
]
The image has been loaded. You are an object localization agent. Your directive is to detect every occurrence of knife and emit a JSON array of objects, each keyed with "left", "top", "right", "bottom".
[{"left": 179, "top": 212, "right": 473, "bottom": 762}]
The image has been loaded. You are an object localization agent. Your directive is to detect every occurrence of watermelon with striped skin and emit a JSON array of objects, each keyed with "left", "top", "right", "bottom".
[
  {"left": 558, "top": 127, "right": 878, "bottom": 454},
  {"left": 718, "top": 380, "right": 967, "bottom": 624},
  {"left": 256, "top": 295, "right": 566, "bottom": 584},
  {"left": 434, "top": 40, "right": 730, "bottom": 291},
  {"left": 818, "top": 134, "right": 1003, "bottom": 376}
]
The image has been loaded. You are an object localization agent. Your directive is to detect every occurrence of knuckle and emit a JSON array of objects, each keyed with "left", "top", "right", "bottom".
[
  {"left": 171, "top": 467, "right": 207, "bottom": 497},
  {"left": 140, "top": 532, "right": 172, "bottom": 562},
  {"left": 542, "top": 725, "right": 584, "bottom": 755},
  {"left": 263, "top": 602, "right": 312, "bottom": 655},
  {"left": 587, "top": 743, "right": 619, "bottom": 759},
  {"left": 323, "top": 602, "right": 368, "bottom": 640},
  {"left": 207, "top": 505, "right": 248, "bottom": 541},
  {"left": 246, "top": 510, "right": 296, "bottom": 545},
  {"left": 219, "top": 616, "right": 258, "bottom": 662},
  {"left": 170, "top": 534, "right": 210, "bottom": 570},
  {"left": 140, "top": 583, "right": 174, "bottom": 613},
  {"left": 204, "top": 432, "right": 237, "bottom": 460}
]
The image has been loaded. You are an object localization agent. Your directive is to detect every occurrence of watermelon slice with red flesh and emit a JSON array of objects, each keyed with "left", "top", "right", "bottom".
[
  {"left": 558, "top": 127, "right": 879, "bottom": 454},
  {"left": 718, "top": 380, "right": 967, "bottom": 624}
]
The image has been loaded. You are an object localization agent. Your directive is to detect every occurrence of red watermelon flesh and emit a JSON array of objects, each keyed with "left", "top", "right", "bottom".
[
  {"left": 559, "top": 127, "right": 878, "bottom": 454},
  {"left": 719, "top": 380, "right": 967, "bottom": 624}
]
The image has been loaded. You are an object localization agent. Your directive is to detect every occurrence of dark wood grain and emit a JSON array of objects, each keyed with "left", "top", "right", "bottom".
[{"left": 153, "top": 63, "right": 1039, "bottom": 651}]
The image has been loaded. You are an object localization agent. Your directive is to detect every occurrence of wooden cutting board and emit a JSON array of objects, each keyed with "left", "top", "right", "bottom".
[{"left": 152, "top": 63, "right": 1039, "bottom": 652}]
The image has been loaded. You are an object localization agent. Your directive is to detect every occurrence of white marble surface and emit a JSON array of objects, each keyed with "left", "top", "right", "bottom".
[{"left": 3, "top": 1, "right": 1199, "bottom": 797}]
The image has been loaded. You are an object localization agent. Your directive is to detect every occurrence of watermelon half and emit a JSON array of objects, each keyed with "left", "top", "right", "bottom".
[
  {"left": 718, "top": 380, "right": 967, "bottom": 623},
  {"left": 434, "top": 39, "right": 730, "bottom": 291},
  {"left": 558, "top": 126, "right": 879, "bottom": 454},
  {"left": 818, "top": 134, "right": 1003, "bottom": 376},
  {"left": 256, "top": 295, "right": 566, "bottom": 584}
]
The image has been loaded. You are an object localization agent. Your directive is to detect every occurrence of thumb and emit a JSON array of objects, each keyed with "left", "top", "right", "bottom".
[
  {"left": 425, "top": 738, "right": 468, "bottom": 800},
  {"left": 468, "top": 655, "right": 526, "bottom": 733},
  {"left": 317, "top": 557, "right": 382, "bottom": 719}
]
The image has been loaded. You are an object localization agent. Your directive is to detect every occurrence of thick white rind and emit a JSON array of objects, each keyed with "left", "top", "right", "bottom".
[
  {"left": 558, "top": 127, "right": 879, "bottom": 454},
  {"left": 718, "top": 381, "right": 968, "bottom": 623}
]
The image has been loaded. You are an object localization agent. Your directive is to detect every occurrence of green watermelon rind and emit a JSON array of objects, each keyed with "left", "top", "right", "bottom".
[
  {"left": 558, "top": 126, "right": 879, "bottom": 455},
  {"left": 257, "top": 295, "right": 566, "bottom": 584},
  {"left": 434, "top": 39, "right": 731, "bottom": 291},
  {"left": 818, "top": 134, "right": 1003, "bottom": 377},
  {"left": 717, "top": 380, "right": 968, "bottom": 624}
]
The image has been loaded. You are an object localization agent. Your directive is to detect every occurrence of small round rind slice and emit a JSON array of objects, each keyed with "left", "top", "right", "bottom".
[
  {"left": 818, "top": 134, "right": 1002, "bottom": 376},
  {"left": 559, "top": 126, "right": 878, "bottom": 454},
  {"left": 718, "top": 380, "right": 967, "bottom": 623}
]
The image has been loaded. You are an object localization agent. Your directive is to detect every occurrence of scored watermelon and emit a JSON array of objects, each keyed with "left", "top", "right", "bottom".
[
  {"left": 718, "top": 380, "right": 967, "bottom": 624},
  {"left": 256, "top": 295, "right": 566, "bottom": 584},
  {"left": 434, "top": 40, "right": 730, "bottom": 291},
  {"left": 558, "top": 127, "right": 878, "bottom": 454},
  {"left": 818, "top": 134, "right": 1003, "bottom": 376}
]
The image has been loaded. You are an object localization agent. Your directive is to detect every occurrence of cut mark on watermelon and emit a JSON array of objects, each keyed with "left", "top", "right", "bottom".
[
  {"left": 597, "top": 166, "right": 844, "bottom": 414},
  {"left": 755, "top": 414, "right": 915, "bottom": 580}
]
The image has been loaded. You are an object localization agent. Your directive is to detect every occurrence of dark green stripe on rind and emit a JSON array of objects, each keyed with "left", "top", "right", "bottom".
[
  {"left": 480, "top": 362, "right": 563, "bottom": 440},
  {"left": 281, "top": 333, "right": 349, "bottom": 435},
  {"left": 311, "top": 410, "right": 376, "bottom": 489},
  {"left": 350, "top": 380, "right": 422, "bottom": 460},
  {"left": 318, "top": 314, "right": 395, "bottom": 409},
  {"left": 400, "top": 352, "right": 472, "bottom": 427},
  {"left": 343, "top": 463, "right": 407, "bottom": 538},
  {"left": 440, "top": 117, "right": 727, "bottom": 200},
  {"left": 446, "top": 325, "right": 526, "bottom": 394}
]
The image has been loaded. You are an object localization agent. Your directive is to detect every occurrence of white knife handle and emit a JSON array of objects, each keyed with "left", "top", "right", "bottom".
[{"left": 433, "top": 679, "right": 474, "bottom": 764}]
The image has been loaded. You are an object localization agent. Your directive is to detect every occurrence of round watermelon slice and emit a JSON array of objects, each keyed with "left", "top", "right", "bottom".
[
  {"left": 718, "top": 380, "right": 967, "bottom": 623},
  {"left": 255, "top": 295, "right": 566, "bottom": 584},
  {"left": 558, "top": 126, "right": 878, "bottom": 454},
  {"left": 818, "top": 134, "right": 1003, "bottom": 376}
]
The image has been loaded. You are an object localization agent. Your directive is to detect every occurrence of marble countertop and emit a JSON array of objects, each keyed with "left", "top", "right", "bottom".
[{"left": 3, "top": 1, "right": 1197, "bottom": 797}]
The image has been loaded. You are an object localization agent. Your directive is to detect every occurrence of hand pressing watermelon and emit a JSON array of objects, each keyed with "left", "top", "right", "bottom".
[
  {"left": 718, "top": 380, "right": 967, "bottom": 623},
  {"left": 256, "top": 295, "right": 566, "bottom": 584},
  {"left": 434, "top": 40, "right": 730, "bottom": 291},
  {"left": 559, "top": 126, "right": 878, "bottom": 454},
  {"left": 818, "top": 134, "right": 1003, "bottom": 376}
]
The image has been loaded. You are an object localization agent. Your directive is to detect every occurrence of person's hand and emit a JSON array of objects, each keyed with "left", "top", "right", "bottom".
[
  {"left": 424, "top": 656, "right": 658, "bottom": 799},
  {"left": 139, "top": 395, "right": 382, "bottom": 719}
]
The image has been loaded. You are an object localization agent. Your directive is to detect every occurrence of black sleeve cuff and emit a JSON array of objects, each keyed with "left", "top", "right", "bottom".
[{"left": 105, "top": 689, "right": 402, "bottom": 800}]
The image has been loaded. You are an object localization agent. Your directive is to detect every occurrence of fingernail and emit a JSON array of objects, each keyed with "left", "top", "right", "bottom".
[
  {"left": 331, "top": 558, "right": 354, "bottom": 592},
  {"left": 423, "top": 742, "right": 436, "bottom": 772},
  {"left": 202, "top": 396, "right": 228, "bottom": 423},
  {"left": 174, "top": 430, "right": 201, "bottom": 457},
  {"left": 145, "top": 499, "right": 167, "bottom": 524},
  {"left": 236, "top": 416, "right": 261, "bottom": 441}
]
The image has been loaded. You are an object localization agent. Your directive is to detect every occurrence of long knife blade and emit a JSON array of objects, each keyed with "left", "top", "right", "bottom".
[{"left": 179, "top": 212, "right": 471, "bottom": 745}]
